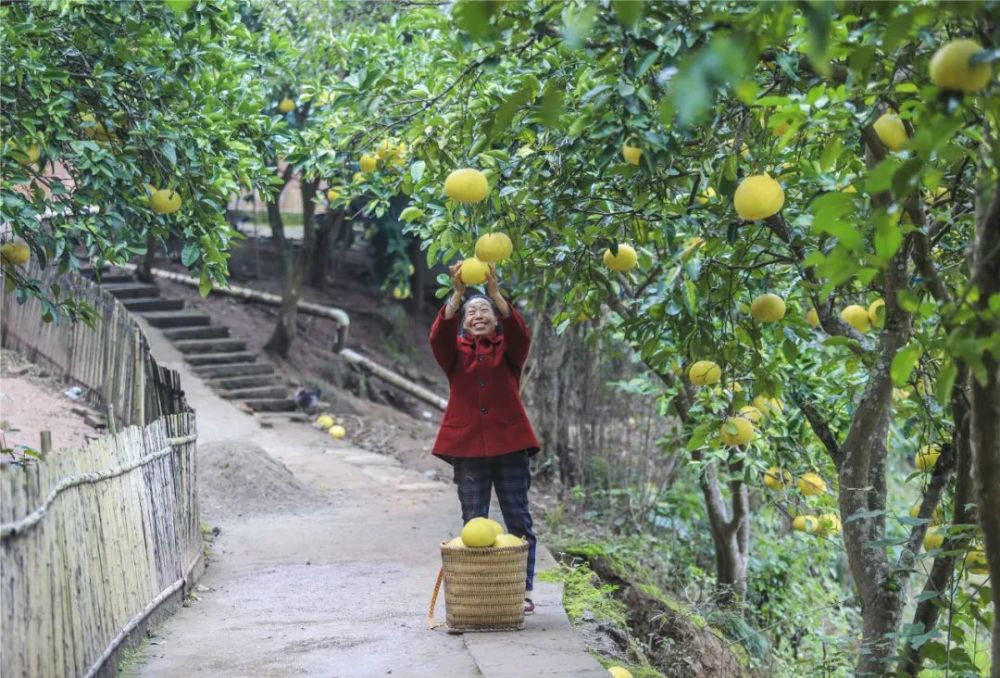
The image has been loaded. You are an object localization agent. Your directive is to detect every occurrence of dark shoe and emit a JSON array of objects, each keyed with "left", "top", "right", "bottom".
[{"left": 523, "top": 597, "right": 535, "bottom": 615}]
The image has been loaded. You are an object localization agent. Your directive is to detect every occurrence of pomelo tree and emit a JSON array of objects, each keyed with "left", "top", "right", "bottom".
[
  {"left": 0, "top": 1, "right": 272, "bottom": 320},
  {"left": 353, "top": 1, "right": 998, "bottom": 673}
]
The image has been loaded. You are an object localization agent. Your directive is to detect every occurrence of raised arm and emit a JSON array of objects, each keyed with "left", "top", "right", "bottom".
[{"left": 429, "top": 262, "right": 466, "bottom": 372}]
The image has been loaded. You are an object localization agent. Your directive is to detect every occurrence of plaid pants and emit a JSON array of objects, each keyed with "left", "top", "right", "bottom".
[{"left": 453, "top": 451, "right": 536, "bottom": 592}]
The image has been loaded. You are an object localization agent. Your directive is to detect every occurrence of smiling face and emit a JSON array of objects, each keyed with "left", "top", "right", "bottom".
[{"left": 462, "top": 298, "right": 497, "bottom": 337}]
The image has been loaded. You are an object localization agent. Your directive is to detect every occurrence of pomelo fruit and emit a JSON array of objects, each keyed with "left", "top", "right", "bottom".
[
  {"left": 461, "top": 517, "right": 496, "bottom": 548},
  {"left": 459, "top": 257, "right": 489, "bottom": 285},
  {"left": 326, "top": 188, "right": 341, "bottom": 201},
  {"left": 696, "top": 188, "right": 715, "bottom": 205},
  {"left": 15, "top": 144, "right": 40, "bottom": 165},
  {"left": 816, "top": 513, "right": 842, "bottom": 536},
  {"left": 392, "top": 286, "right": 410, "bottom": 300},
  {"left": 475, "top": 232, "right": 513, "bottom": 263},
  {"left": 930, "top": 39, "right": 992, "bottom": 93},
  {"left": 720, "top": 417, "right": 754, "bottom": 446},
  {"left": 688, "top": 360, "right": 721, "bottom": 386},
  {"left": 484, "top": 519, "right": 504, "bottom": 537},
  {"left": 873, "top": 113, "right": 908, "bottom": 152},
  {"left": 608, "top": 668, "right": 633, "bottom": 678},
  {"left": 868, "top": 299, "right": 885, "bottom": 328},
  {"left": 750, "top": 293, "right": 786, "bottom": 322},
  {"left": 445, "top": 536, "right": 466, "bottom": 549},
  {"left": 494, "top": 533, "right": 524, "bottom": 548},
  {"left": 359, "top": 154, "right": 378, "bottom": 172},
  {"left": 798, "top": 472, "right": 826, "bottom": 496},
  {"left": 1, "top": 241, "right": 30, "bottom": 266},
  {"left": 278, "top": 98, "right": 295, "bottom": 113},
  {"left": 444, "top": 168, "right": 489, "bottom": 203},
  {"left": 315, "top": 414, "right": 334, "bottom": 429},
  {"left": 923, "top": 528, "right": 945, "bottom": 551},
  {"left": 915, "top": 444, "right": 940, "bottom": 471},
  {"left": 805, "top": 307, "right": 820, "bottom": 329},
  {"left": 738, "top": 406, "right": 763, "bottom": 425},
  {"left": 681, "top": 237, "right": 705, "bottom": 259},
  {"left": 621, "top": 143, "right": 642, "bottom": 166},
  {"left": 763, "top": 466, "right": 791, "bottom": 490},
  {"left": 329, "top": 425, "right": 346, "bottom": 439},
  {"left": 840, "top": 304, "right": 871, "bottom": 333},
  {"left": 752, "top": 395, "right": 782, "bottom": 417},
  {"left": 908, "top": 502, "right": 942, "bottom": 523},
  {"left": 603, "top": 244, "right": 637, "bottom": 272},
  {"left": 965, "top": 549, "right": 989, "bottom": 575},
  {"left": 734, "top": 175, "right": 784, "bottom": 221},
  {"left": 792, "top": 515, "right": 818, "bottom": 533},
  {"left": 149, "top": 189, "right": 182, "bottom": 215}
]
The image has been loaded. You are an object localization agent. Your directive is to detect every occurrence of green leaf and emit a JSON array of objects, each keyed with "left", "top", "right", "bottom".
[
  {"left": 181, "top": 243, "right": 199, "bottom": 267},
  {"left": 612, "top": 0, "right": 643, "bottom": 32},
  {"left": 400, "top": 206, "right": 424, "bottom": 223},
  {"left": 936, "top": 360, "right": 957, "bottom": 406},
  {"left": 891, "top": 342, "right": 923, "bottom": 386},
  {"left": 874, "top": 213, "right": 903, "bottom": 264},
  {"left": 562, "top": 3, "right": 597, "bottom": 49},
  {"left": 539, "top": 85, "right": 564, "bottom": 128},
  {"left": 410, "top": 160, "right": 425, "bottom": 183},
  {"left": 198, "top": 271, "right": 213, "bottom": 298}
]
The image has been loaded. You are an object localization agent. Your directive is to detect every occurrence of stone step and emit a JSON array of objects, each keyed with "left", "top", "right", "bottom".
[
  {"left": 161, "top": 326, "right": 230, "bottom": 341},
  {"left": 184, "top": 351, "right": 257, "bottom": 366},
  {"left": 221, "top": 386, "right": 288, "bottom": 400},
  {"left": 86, "top": 272, "right": 134, "bottom": 284},
  {"left": 191, "top": 362, "right": 275, "bottom": 379},
  {"left": 141, "top": 310, "right": 210, "bottom": 328},
  {"left": 205, "top": 374, "right": 281, "bottom": 390},
  {"left": 122, "top": 297, "right": 185, "bottom": 312},
  {"left": 173, "top": 338, "right": 247, "bottom": 355},
  {"left": 103, "top": 283, "right": 161, "bottom": 299},
  {"left": 241, "top": 398, "right": 298, "bottom": 412}
]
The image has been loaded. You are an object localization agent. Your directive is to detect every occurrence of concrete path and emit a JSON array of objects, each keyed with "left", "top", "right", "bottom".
[{"left": 130, "top": 321, "right": 606, "bottom": 677}]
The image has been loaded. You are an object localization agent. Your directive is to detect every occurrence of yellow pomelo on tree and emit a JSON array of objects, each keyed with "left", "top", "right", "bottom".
[
  {"left": 925, "top": 186, "right": 949, "bottom": 205},
  {"left": 798, "top": 472, "right": 826, "bottom": 496},
  {"left": 608, "top": 668, "right": 633, "bottom": 678},
  {"left": 15, "top": 144, "right": 40, "bottom": 165},
  {"left": 696, "top": 188, "right": 715, "bottom": 205},
  {"left": 720, "top": 417, "right": 754, "bottom": 446},
  {"left": 930, "top": 39, "right": 992, "bottom": 93},
  {"left": 923, "top": 528, "right": 945, "bottom": 551},
  {"left": 914, "top": 444, "right": 940, "bottom": 471},
  {"left": 278, "top": 98, "right": 295, "bottom": 113},
  {"left": 621, "top": 143, "right": 642, "bottom": 166},
  {"left": 461, "top": 517, "right": 497, "bottom": 547},
  {"left": 80, "top": 113, "right": 112, "bottom": 141},
  {"left": 688, "top": 360, "right": 721, "bottom": 386},
  {"left": 149, "top": 189, "right": 182, "bottom": 215},
  {"left": 908, "top": 502, "right": 942, "bottom": 523},
  {"left": 603, "top": 244, "right": 637, "bottom": 272},
  {"left": 1, "top": 241, "right": 30, "bottom": 267},
  {"left": 475, "top": 232, "right": 513, "bottom": 263},
  {"left": 681, "top": 237, "right": 706, "bottom": 260},
  {"left": 750, "top": 293, "right": 786, "bottom": 322},
  {"left": 734, "top": 174, "right": 784, "bottom": 221},
  {"left": 816, "top": 513, "right": 842, "bottom": 536},
  {"left": 840, "top": 304, "right": 871, "bottom": 333},
  {"left": 494, "top": 533, "right": 524, "bottom": 548},
  {"left": 738, "top": 406, "right": 763, "bottom": 425},
  {"left": 763, "top": 466, "right": 791, "bottom": 490},
  {"left": 965, "top": 549, "right": 989, "bottom": 575},
  {"left": 805, "top": 307, "right": 820, "bottom": 329},
  {"left": 315, "top": 414, "right": 334, "bottom": 429},
  {"left": 752, "top": 395, "right": 783, "bottom": 417},
  {"left": 868, "top": 299, "right": 885, "bottom": 328},
  {"left": 326, "top": 188, "right": 341, "bottom": 201},
  {"left": 792, "top": 515, "right": 818, "bottom": 533},
  {"left": 873, "top": 113, "right": 908, "bottom": 151},
  {"left": 392, "top": 286, "right": 410, "bottom": 300},
  {"left": 459, "top": 257, "right": 489, "bottom": 285},
  {"left": 444, "top": 168, "right": 489, "bottom": 203},
  {"left": 359, "top": 154, "right": 378, "bottom": 172},
  {"left": 329, "top": 425, "right": 346, "bottom": 439}
]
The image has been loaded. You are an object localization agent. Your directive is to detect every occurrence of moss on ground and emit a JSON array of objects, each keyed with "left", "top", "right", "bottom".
[{"left": 537, "top": 564, "right": 628, "bottom": 628}]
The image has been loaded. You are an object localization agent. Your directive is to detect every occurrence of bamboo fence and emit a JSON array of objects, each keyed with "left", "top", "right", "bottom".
[{"left": 1, "top": 262, "right": 200, "bottom": 677}]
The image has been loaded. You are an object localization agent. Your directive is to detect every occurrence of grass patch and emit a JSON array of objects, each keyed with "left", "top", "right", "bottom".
[{"left": 538, "top": 564, "right": 628, "bottom": 627}]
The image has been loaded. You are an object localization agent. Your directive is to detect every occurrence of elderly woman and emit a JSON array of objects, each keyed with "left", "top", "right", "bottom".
[{"left": 429, "top": 261, "right": 540, "bottom": 614}]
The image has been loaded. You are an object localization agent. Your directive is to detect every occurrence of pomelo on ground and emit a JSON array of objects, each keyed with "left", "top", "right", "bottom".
[
  {"left": 329, "top": 425, "right": 346, "bottom": 439},
  {"left": 688, "top": 360, "right": 721, "bottom": 386},
  {"left": 315, "top": 414, "right": 334, "bottom": 429},
  {"left": 444, "top": 168, "right": 489, "bottom": 203},
  {"left": 734, "top": 174, "right": 784, "bottom": 221},
  {"left": 603, "top": 244, "right": 637, "bottom": 272},
  {"left": 608, "top": 668, "right": 633, "bottom": 678}
]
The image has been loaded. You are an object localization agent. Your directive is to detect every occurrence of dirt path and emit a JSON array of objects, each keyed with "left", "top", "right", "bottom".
[{"left": 128, "top": 321, "right": 606, "bottom": 677}]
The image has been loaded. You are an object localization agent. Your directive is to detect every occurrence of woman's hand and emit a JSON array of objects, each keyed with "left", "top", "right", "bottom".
[
  {"left": 444, "top": 261, "right": 466, "bottom": 319},
  {"left": 485, "top": 264, "right": 511, "bottom": 318},
  {"left": 449, "top": 261, "right": 466, "bottom": 296}
]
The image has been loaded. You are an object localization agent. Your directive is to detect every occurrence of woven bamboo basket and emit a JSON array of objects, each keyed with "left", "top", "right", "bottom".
[{"left": 429, "top": 541, "right": 529, "bottom": 632}]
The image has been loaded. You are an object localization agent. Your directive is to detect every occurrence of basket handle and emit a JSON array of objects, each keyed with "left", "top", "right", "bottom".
[{"left": 427, "top": 567, "right": 445, "bottom": 630}]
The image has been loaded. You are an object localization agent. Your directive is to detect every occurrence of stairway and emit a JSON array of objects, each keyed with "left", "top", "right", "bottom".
[{"left": 82, "top": 266, "right": 298, "bottom": 414}]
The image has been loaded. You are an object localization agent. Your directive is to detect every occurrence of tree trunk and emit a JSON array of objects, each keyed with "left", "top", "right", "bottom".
[
  {"left": 136, "top": 232, "right": 156, "bottom": 283},
  {"left": 968, "top": 179, "right": 1000, "bottom": 678},
  {"left": 310, "top": 207, "right": 345, "bottom": 288},
  {"left": 264, "top": 176, "right": 318, "bottom": 358}
]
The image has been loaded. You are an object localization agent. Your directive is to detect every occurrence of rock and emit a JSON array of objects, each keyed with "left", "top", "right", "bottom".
[{"left": 423, "top": 469, "right": 439, "bottom": 480}]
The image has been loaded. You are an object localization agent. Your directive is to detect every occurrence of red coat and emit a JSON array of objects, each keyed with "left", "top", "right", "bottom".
[{"left": 429, "top": 303, "right": 540, "bottom": 459}]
